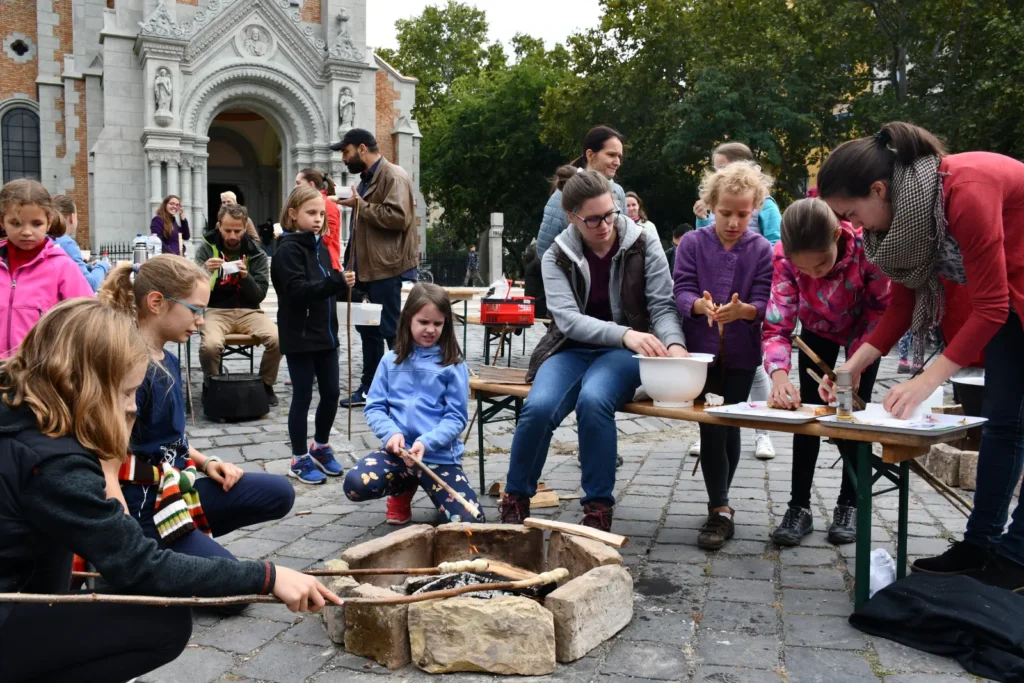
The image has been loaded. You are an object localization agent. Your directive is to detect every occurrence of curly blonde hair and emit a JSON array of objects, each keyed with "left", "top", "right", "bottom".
[
  {"left": 0, "top": 299, "right": 149, "bottom": 461},
  {"left": 698, "top": 161, "right": 774, "bottom": 211}
]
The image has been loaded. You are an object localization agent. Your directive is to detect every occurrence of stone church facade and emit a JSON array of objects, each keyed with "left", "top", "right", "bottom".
[{"left": 0, "top": 0, "right": 425, "bottom": 252}]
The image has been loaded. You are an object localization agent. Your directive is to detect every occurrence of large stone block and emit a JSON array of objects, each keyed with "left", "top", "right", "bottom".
[
  {"left": 547, "top": 530, "right": 623, "bottom": 580},
  {"left": 341, "top": 524, "right": 435, "bottom": 587},
  {"left": 433, "top": 523, "right": 545, "bottom": 573},
  {"left": 320, "top": 560, "right": 360, "bottom": 644},
  {"left": 927, "top": 443, "right": 961, "bottom": 487},
  {"left": 408, "top": 596, "right": 556, "bottom": 675},
  {"left": 344, "top": 583, "right": 410, "bottom": 670},
  {"left": 544, "top": 564, "right": 634, "bottom": 662},
  {"left": 958, "top": 450, "right": 979, "bottom": 491}
]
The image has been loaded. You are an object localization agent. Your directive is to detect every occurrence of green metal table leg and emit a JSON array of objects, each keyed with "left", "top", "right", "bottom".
[
  {"left": 897, "top": 461, "right": 910, "bottom": 579},
  {"left": 477, "top": 393, "right": 486, "bottom": 495},
  {"left": 854, "top": 441, "right": 873, "bottom": 609},
  {"left": 462, "top": 300, "right": 468, "bottom": 353}
]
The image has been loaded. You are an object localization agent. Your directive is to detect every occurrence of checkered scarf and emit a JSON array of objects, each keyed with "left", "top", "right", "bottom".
[{"left": 863, "top": 155, "right": 962, "bottom": 342}]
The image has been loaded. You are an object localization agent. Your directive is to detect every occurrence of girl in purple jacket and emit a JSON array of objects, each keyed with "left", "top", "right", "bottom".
[{"left": 673, "top": 162, "right": 774, "bottom": 551}]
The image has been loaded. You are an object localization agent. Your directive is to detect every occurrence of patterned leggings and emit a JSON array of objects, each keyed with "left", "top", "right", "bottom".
[
  {"left": 897, "top": 329, "right": 925, "bottom": 365},
  {"left": 343, "top": 449, "right": 485, "bottom": 523}
]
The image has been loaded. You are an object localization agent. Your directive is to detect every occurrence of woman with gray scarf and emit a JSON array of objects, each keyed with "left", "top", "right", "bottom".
[{"left": 808, "top": 121, "right": 1024, "bottom": 592}]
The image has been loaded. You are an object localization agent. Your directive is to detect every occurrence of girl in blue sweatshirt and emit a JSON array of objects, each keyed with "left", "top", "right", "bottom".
[{"left": 343, "top": 283, "right": 479, "bottom": 524}]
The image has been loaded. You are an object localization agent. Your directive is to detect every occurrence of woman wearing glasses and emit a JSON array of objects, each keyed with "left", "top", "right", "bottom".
[
  {"left": 97, "top": 256, "right": 294, "bottom": 612},
  {"left": 151, "top": 195, "right": 191, "bottom": 256},
  {"left": 500, "top": 171, "right": 687, "bottom": 532}
]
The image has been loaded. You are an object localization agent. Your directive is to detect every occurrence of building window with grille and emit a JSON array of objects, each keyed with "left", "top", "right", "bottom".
[{"left": 2, "top": 108, "right": 42, "bottom": 183}]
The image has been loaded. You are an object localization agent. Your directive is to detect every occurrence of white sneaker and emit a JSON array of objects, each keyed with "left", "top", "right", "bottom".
[
  {"left": 754, "top": 433, "right": 775, "bottom": 460},
  {"left": 688, "top": 438, "right": 701, "bottom": 457}
]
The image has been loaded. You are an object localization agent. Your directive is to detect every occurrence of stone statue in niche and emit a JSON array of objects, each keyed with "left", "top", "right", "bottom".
[
  {"left": 338, "top": 87, "right": 356, "bottom": 131},
  {"left": 154, "top": 67, "right": 173, "bottom": 114},
  {"left": 242, "top": 25, "right": 271, "bottom": 57}
]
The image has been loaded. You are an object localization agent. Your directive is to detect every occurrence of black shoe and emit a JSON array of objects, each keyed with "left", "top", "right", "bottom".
[
  {"left": 911, "top": 538, "right": 990, "bottom": 574},
  {"left": 264, "top": 384, "right": 279, "bottom": 407},
  {"left": 698, "top": 508, "right": 735, "bottom": 550},
  {"left": 339, "top": 386, "right": 368, "bottom": 408},
  {"left": 827, "top": 505, "right": 857, "bottom": 545},
  {"left": 498, "top": 493, "right": 530, "bottom": 524},
  {"left": 581, "top": 501, "right": 614, "bottom": 532},
  {"left": 965, "top": 554, "right": 1024, "bottom": 593},
  {"left": 772, "top": 506, "right": 813, "bottom": 547}
]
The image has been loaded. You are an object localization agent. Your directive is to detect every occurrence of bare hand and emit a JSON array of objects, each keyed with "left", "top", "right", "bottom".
[
  {"left": 883, "top": 376, "right": 938, "bottom": 419},
  {"left": 404, "top": 441, "right": 425, "bottom": 468},
  {"left": 343, "top": 271, "right": 356, "bottom": 288},
  {"left": 205, "top": 460, "right": 244, "bottom": 492},
  {"left": 693, "top": 199, "right": 709, "bottom": 220},
  {"left": 237, "top": 260, "right": 248, "bottom": 279},
  {"left": 336, "top": 187, "right": 359, "bottom": 208},
  {"left": 385, "top": 433, "right": 405, "bottom": 455},
  {"left": 770, "top": 373, "right": 801, "bottom": 409},
  {"left": 714, "top": 293, "right": 752, "bottom": 324},
  {"left": 623, "top": 330, "right": 669, "bottom": 357},
  {"left": 818, "top": 361, "right": 862, "bottom": 403},
  {"left": 691, "top": 291, "right": 717, "bottom": 327},
  {"left": 272, "top": 566, "right": 341, "bottom": 613},
  {"left": 205, "top": 258, "right": 224, "bottom": 273},
  {"left": 668, "top": 344, "right": 690, "bottom": 358}
]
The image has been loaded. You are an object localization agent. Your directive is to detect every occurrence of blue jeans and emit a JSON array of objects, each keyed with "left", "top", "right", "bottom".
[
  {"left": 356, "top": 275, "right": 402, "bottom": 388},
  {"left": 506, "top": 347, "right": 641, "bottom": 505},
  {"left": 963, "top": 313, "right": 1024, "bottom": 564}
]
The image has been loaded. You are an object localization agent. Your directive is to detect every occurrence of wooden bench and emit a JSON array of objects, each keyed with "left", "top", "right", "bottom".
[{"left": 468, "top": 377, "right": 976, "bottom": 608}]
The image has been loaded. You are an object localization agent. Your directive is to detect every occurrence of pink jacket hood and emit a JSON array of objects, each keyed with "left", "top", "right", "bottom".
[{"left": 0, "top": 237, "right": 95, "bottom": 357}]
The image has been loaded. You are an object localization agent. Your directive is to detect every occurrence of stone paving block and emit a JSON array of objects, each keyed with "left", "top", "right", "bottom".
[
  {"left": 655, "top": 527, "right": 699, "bottom": 545},
  {"left": 718, "top": 540, "right": 770, "bottom": 556},
  {"left": 336, "top": 511, "right": 391, "bottom": 527},
  {"left": 669, "top": 502, "right": 713, "bottom": 516},
  {"left": 608, "top": 520, "right": 660, "bottom": 538},
  {"left": 139, "top": 646, "right": 234, "bottom": 683},
  {"left": 188, "top": 427, "right": 226, "bottom": 438},
  {"left": 701, "top": 601, "right": 778, "bottom": 635},
  {"left": 781, "top": 567, "right": 846, "bottom": 591},
  {"left": 264, "top": 555, "right": 315, "bottom": 570},
  {"left": 192, "top": 616, "right": 289, "bottom": 654},
  {"left": 663, "top": 514, "right": 708, "bottom": 529},
  {"left": 698, "top": 632, "right": 780, "bottom": 669},
  {"left": 784, "top": 646, "right": 877, "bottom": 683},
  {"left": 783, "top": 614, "right": 868, "bottom": 650},
  {"left": 247, "top": 523, "right": 308, "bottom": 543},
  {"left": 648, "top": 543, "right": 711, "bottom": 564},
  {"left": 779, "top": 547, "right": 839, "bottom": 567},
  {"left": 614, "top": 505, "right": 664, "bottom": 521},
  {"left": 278, "top": 538, "right": 346, "bottom": 560},
  {"left": 242, "top": 602, "right": 300, "bottom": 623},
  {"left": 201, "top": 446, "right": 244, "bottom": 463},
  {"left": 635, "top": 563, "right": 707, "bottom": 606},
  {"left": 711, "top": 557, "right": 775, "bottom": 581},
  {"left": 707, "top": 578, "right": 776, "bottom": 605},
  {"left": 278, "top": 513, "right": 337, "bottom": 528},
  {"left": 617, "top": 608, "right": 692, "bottom": 646},
  {"left": 884, "top": 675, "right": 969, "bottom": 683},
  {"left": 233, "top": 641, "right": 333, "bottom": 682},
  {"left": 599, "top": 640, "right": 688, "bottom": 681},
  {"left": 222, "top": 537, "right": 286, "bottom": 559},
  {"left": 212, "top": 434, "right": 254, "bottom": 447},
  {"left": 240, "top": 442, "right": 290, "bottom": 460},
  {"left": 782, "top": 589, "right": 853, "bottom": 616},
  {"left": 279, "top": 614, "right": 335, "bottom": 647},
  {"left": 870, "top": 637, "right": 965, "bottom": 674},
  {"left": 693, "top": 666, "right": 783, "bottom": 683},
  {"left": 307, "top": 521, "right": 371, "bottom": 544}
]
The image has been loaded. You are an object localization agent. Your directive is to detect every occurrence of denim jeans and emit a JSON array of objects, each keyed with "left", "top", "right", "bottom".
[
  {"left": 356, "top": 275, "right": 402, "bottom": 388},
  {"left": 506, "top": 347, "right": 641, "bottom": 505},
  {"left": 963, "top": 312, "right": 1024, "bottom": 564}
]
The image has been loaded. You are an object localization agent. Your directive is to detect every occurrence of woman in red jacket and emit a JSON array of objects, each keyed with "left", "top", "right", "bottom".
[{"left": 816, "top": 122, "right": 1024, "bottom": 591}]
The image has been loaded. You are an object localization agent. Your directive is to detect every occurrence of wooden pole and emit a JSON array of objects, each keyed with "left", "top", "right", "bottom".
[
  {"left": 401, "top": 447, "right": 483, "bottom": 520},
  {"left": 346, "top": 201, "right": 359, "bottom": 440},
  {"left": 73, "top": 559, "right": 491, "bottom": 582}
]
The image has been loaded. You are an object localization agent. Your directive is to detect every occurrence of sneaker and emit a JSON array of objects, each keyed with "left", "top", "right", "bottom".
[
  {"left": 581, "top": 501, "right": 614, "bottom": 532},
  {"left": 309, "top": 443, "right": 343, "bottom": 476},
  {"left": 339, "top": 386, "right": 368, "bottom": 408},
  {"left": 911, "top": 363, "right": 924, "bottom": 375},
  {"left": 772, "top": 506, "right": 813, "bottom": 546},
  {"left": 499, "top": 493, "right": 530, "bottom": 524},
  {"left": 289, "top": 454, "right": 326, "bottom": 484},
  {"left": 911, "top": 538, "right": 990, "bottom": 574},
  {"left": 898, "top": 360, "right": 911, "bottom": 374},
  {"left": 698, "top": 508, "right": 735, "bottom": 550},
  {"left": 689, "top": 439, "right": 701, "bottom": 457},
  {"left": 754, "top": 433, "right": 775, "bottom": 460},
  {"left": 827, "top": 505, "right": 857, "bottom": 545},
  {"left": 264, "top": 384, "right": 279, "bottom": 407},
  {"left": 386, "top": 489, "right": 415, "bottom": 525},
  {"left": 965, "top": 554, "right": 1024, "bottom": 593}
]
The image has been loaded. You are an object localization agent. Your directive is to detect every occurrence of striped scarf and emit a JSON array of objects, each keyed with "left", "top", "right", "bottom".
[{"left": 119, "top": 455, "right": 211, "bottom": 543}]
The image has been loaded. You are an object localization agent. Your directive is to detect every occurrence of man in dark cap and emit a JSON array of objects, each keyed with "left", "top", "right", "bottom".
[{"left": 329, "top": 128, "right": 418, "bottom": 407}]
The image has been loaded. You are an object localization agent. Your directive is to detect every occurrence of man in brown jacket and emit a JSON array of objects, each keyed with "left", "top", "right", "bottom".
[{"left": 330, "top": 129, "right": 417, "bottom": 406}]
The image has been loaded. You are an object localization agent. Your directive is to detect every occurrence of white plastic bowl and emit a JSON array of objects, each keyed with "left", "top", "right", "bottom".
[
  {"left": 635, "top": 353, "right": 715, "bottom": 407},
  {"left": 347, "top": 302, "right": 382, "bottom": 326}
]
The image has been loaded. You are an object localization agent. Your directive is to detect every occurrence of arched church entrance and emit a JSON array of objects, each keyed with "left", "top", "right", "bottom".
[{"left": 206, "top": 109, "right": 282, "bottom": 230}]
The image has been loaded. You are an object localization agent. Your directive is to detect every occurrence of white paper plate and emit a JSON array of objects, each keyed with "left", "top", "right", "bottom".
[
  {"left": 704, "top": 401, "right": 825, "bottom": 424},
  {"left": 818, "top": 412, "right": 987, "bottom": 435}
]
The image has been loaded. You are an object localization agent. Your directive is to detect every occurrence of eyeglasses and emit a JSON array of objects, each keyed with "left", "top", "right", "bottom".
[
  {"left": 571, "top": 210, "right": 619, "bottom": 230},
  {"left": 165, "top": 297, "right": 207, "bottom": 320}
]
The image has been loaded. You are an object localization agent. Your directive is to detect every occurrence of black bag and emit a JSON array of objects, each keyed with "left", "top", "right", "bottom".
[{"left": 203, "top": 374, "right": 269, "bottom": 421}]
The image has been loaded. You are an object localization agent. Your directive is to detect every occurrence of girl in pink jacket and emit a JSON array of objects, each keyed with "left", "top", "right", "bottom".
[
  {"left": 761, "top": 198, "right": 891, "bottom": 548},
  {"left": 0, "top": 180, "right": 94, "bottom": 357}
]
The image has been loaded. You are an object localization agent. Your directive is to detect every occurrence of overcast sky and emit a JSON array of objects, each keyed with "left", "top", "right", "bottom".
[{"left": 366, "top": 0, "right": 604, "bottom": 52}]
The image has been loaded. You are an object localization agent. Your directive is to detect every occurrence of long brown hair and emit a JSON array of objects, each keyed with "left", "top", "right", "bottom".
[
  {"left": 625, "top": 191, "right": 647, "bottom": 222},
  {"left": 818, "top": 122, "right": 947, "bottom": 198},
  {"left": 99, "top": 254, "right": 208, "bottom": 321},
  {"left": 298, "top": 168, "right": 336, "bottom": 196},
  {"left": 156, "top": 195, "right": 180, "bottom": 240},
  {"left": 549, "top": 165, "right": 578, "bottom": 196},
  {"left": 393, "top": 283, "right": 462, "bottom": 366},
  {"left": 0, "top": 178, "right": 65, "bottom": 239},
  {"left": 0, "top": 298, "right": 149, "bottom": 461}
]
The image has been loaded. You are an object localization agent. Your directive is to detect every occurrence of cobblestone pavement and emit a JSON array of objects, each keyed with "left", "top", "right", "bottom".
[{"left": 140, "top": 287, "right": 996, "bottom": 683}]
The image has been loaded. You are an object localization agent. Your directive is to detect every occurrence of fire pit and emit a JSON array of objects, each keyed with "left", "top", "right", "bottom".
[{"left": 322, "top": 523, "right": 634, "bottom": 675}]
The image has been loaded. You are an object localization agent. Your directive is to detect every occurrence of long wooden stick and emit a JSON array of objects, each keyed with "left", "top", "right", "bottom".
[
  {"left": 401, "top": 448, "right": 483, "bottom": 520},
  {"left": 4, "top": 569, "right": 568, "bottom": 608},
  {"left": 794, "top": 337, "right": 866, "bottom": 410},
  {"left": 72, "top": 559, "right": 491, "bottom": 582},
  {"left": 909, "top": 460, "right": 974, "bottom": 515},
  {"left": 346, "top": 202, "right": 359, "bottom": 440}
]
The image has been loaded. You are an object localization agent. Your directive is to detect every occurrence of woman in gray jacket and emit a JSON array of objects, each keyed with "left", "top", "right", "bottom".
[{"left": 500, "top": 171, "right": 687, "bottom": 532}]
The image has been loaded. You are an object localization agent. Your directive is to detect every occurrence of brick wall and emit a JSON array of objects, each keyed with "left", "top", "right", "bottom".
[
  {"left": 302, "top": 0, "right": 321, "bottom": 23},
  {"left": 53, "top": 0, "right": 73, "bottom": 66},
  {"left": 177, "top": 0, "right": 197, "bottom": 6},
  {"left": 69, "top": 80, "right": 89, "bottom": 245},
  {"left": 0, "top": 0, "right": 39, "bottom": 100},
  {"left": 54, "top": 91, "right": 66, "bottom": 158},
  {"left": 374, "top": 70, "right": 398, "bottom": 163}
]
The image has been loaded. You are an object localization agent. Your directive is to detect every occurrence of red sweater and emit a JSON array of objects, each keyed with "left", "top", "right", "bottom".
[
  {"left": 321, "top": 190, "right": 342, "bottom": 271},
  {"left": 868, "top": 152, "right": 1024, "bottom": 367}
]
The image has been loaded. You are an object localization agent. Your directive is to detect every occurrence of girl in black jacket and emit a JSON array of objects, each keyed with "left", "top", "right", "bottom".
[{"left": 271, "top": 185, "right": 355, "bottom": 484}]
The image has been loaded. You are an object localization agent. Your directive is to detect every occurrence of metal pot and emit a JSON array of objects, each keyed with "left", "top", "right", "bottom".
[{"left": 950, "top": 375, "right": 984, "bottom": 417}]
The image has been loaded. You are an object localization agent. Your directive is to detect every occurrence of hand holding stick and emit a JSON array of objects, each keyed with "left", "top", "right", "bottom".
[
  {"left": 794, "top": 337, "right": 865, "bottom": 410},
  {"left": 400, "top": 447, "right": 483, "bottom": 521}
]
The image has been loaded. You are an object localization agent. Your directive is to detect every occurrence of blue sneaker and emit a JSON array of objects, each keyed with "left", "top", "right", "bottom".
[
  {"left": 289, "top": 454, "right": 327, "bottom": 484},
  {"left": 339, "top": 386, "right": 368, "bottom": 408},
  {"left": 309, "top": 443, "right": 344, "bottom": 476}
]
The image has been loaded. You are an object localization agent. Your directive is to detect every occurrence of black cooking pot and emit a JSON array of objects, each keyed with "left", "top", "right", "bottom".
[{"left": 951, "top": 376, "right": 984, "bottom": 418}]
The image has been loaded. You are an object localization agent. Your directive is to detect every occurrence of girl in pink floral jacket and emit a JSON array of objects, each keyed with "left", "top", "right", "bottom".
[{"left": 761, "top": 198, "right": 891, "bottom": 548}]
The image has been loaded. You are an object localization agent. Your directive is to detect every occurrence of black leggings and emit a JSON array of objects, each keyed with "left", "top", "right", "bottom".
[
  {"left": 287, "top": 349, "right": 341, "bottom": 455},
  {"left": 790, "top": 328, "right": 880, "bottom": 509},
  {"left": 0, "top": 603, "right": 191, "bottom": 682},
  {"left": 699, "top": 366, "right": 756, "bottom": 509}
]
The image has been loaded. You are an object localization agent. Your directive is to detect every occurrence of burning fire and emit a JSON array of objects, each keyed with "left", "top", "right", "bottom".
[{"left": 465, "top": 528, "right": 480, "bottom": 555}]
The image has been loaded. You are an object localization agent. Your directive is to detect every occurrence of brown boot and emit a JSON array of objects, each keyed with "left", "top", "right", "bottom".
[
  {"left": 499, "top": 493, "right": 530, "bottom": 524},
  {"left": 581, "top": 501, "right": 614, "bottom": 532},
  {"left": 697, "top": 507, "right": 735, "bottom": 550}
]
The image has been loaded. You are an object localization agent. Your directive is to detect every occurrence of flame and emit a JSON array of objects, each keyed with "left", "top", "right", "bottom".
[{"left": 465, "top": 528, "right": 480, "bottom": 556}]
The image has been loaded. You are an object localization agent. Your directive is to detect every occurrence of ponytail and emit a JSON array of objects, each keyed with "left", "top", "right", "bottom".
[
  {"left": 46, "top": 210, "right": 68, "bottom": 239},
  {"left": 818, "top": 122, "right": 947, "bottom": 199},
  {"left": 98, "top": 255, "right": 207, "bottom": 321},
  {"left": 98, "top": 262, "right": 138, "bottom": 318}
]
